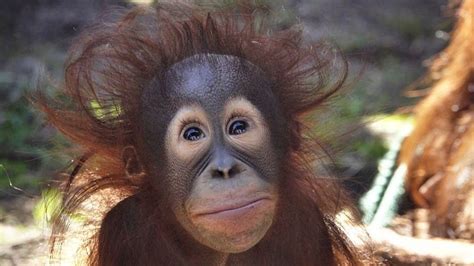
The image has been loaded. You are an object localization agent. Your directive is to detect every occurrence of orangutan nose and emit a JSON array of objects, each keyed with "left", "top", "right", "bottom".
[{"left": 209, "top": 147, "right": 242, "bottom": 179}]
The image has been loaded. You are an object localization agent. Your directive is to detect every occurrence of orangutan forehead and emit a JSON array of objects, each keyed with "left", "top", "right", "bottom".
[
  {"left": 166, "top": 53, "right": 265, "bottom": 81},
  {"left": 140, "top": 53, "right": 280, "bottom": 149},
  {"left": 163, "top": 54, "right": 271, "bottom": 106}
]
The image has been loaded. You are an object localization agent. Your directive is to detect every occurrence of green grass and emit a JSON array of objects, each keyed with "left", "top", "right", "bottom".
[{"left": 32, "top": 188, "right": 62, "bottom": 226}]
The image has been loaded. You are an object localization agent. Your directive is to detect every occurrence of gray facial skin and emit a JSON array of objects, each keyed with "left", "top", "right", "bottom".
[{"left": 140, "top": 54, "right": 289, "bottom": 254}]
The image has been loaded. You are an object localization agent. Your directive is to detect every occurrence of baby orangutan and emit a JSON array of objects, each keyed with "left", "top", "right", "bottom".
[{"left": 37, "top": 2, "right": 370, "bottom": 265}]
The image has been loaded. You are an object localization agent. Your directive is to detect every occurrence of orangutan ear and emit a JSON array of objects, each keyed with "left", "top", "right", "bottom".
[{"left": 122, "top": 146, "right": 144, "bottom": 178}]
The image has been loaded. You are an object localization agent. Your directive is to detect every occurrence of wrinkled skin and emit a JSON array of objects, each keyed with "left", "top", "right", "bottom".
[{"left": 140, "top": 54, "right": 289, "bottom": 254}]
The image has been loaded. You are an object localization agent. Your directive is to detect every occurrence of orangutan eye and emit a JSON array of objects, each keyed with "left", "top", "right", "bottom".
[
  {"left": 183, "top": 127, "right": 205, "bottom": 141},
  {"left": 229, "top": 120, "right": 248, "bottom": 135}
]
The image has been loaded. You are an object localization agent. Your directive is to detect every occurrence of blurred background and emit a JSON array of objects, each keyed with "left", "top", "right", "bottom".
[{"left": 0, "top": 0, "right": 453, "bottom": 264}]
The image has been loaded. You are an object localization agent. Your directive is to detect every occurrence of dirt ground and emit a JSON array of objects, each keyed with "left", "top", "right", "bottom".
[{"left": 0, "top": 197, "right": 48, "bottom": 265}]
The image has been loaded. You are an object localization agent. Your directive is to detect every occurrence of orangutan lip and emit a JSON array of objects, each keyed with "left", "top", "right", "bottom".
[{"left": 195, "top": 197, "right": 270, "bottom": 217}]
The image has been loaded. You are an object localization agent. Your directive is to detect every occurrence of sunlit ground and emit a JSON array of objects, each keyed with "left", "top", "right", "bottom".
[{"left": 128, "top": 0, "right": 154, "bottom": 4}]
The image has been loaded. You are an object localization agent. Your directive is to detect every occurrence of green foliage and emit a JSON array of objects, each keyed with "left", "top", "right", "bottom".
[
  {"left": 352, "top": 138, "right": 388, "bottom": 161},
  {"left": 0, "top": 61, "right": 60, "bottom": 190},
  {"left": 0, "top": 162, "right": 29, "bottom": 188},
  {"left": 32, "top": 188, "right": 62, "bottom": 226},
  {"left": 308, "top": 88, "right": 367, "bottom": 143},
  {"left": 380, "top": 56, "right": 419, "bottom": 89},
  {"left": 337, "top": 33, "right": 372, "bottom": 52},
  {"left": 90, "top": 100, "right": 123, "bottom": 120},
  {"left": 383, "top": 13, "right": 424, "bottom": 40},
  {"left": 0, "top": 100, "right": 37, "bottom": 153},
  {"left": 0, "top": 72, "right": 42, "bottom": 189}
]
